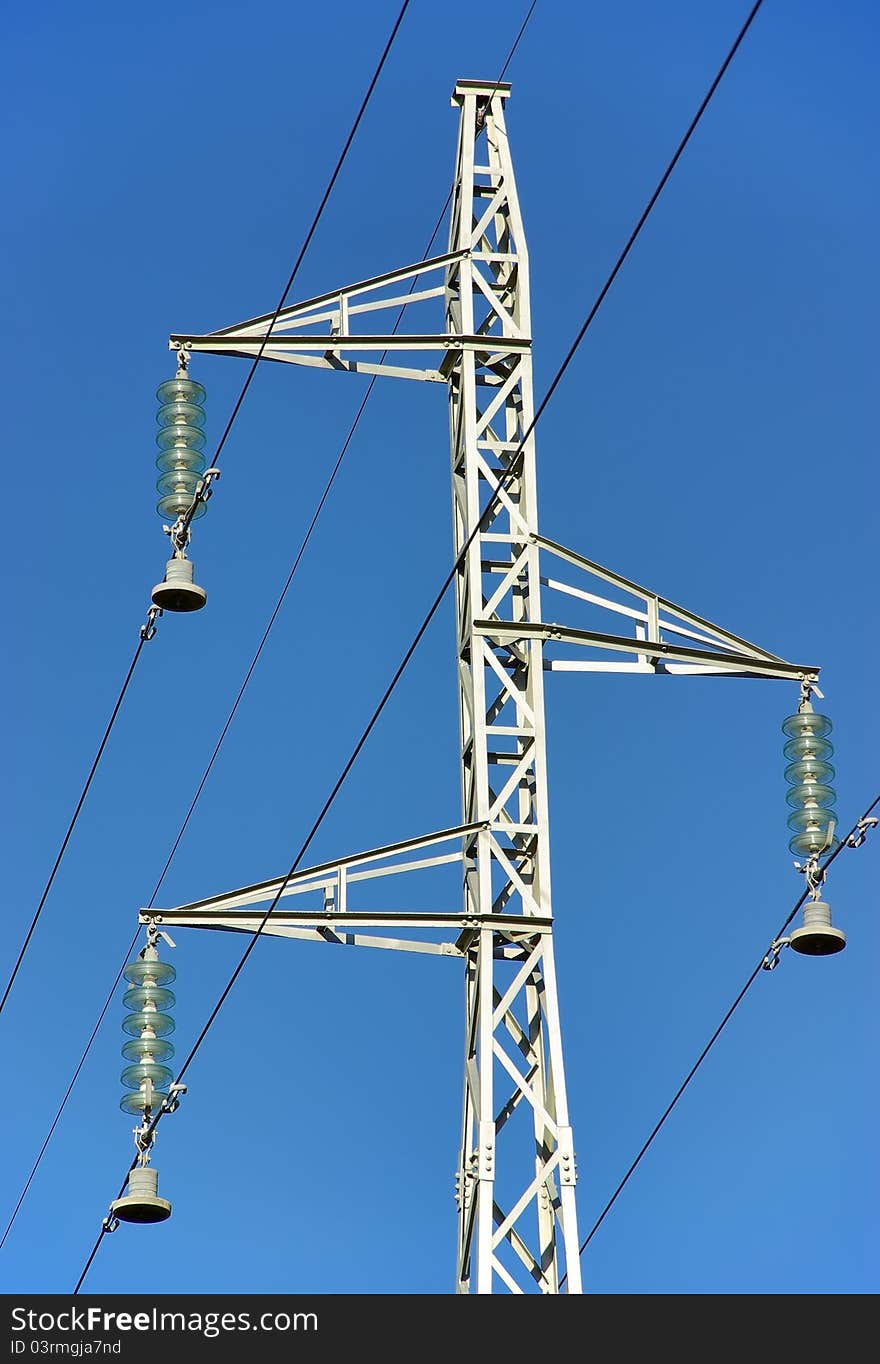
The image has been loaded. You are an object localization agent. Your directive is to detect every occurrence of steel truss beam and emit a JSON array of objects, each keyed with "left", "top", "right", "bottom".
[
  {"left": 170, "top": 248, "right": 529, "bottom": 383},
  {"left": 475, "top": 619, "right": 816, "bottom": 681},
  {"left": 164, "top": 78, "right": 818, "bottom": 1295},
  {"left": 529, "top": 535, "right": 819, "bottom": 682},
  {"left": 142, "top": 909, "right": 552, "bottom": 959}
]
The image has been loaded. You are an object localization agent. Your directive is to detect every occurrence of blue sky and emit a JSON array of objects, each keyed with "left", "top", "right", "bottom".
[{"left": 2, "top": 0, "right": 876, "bottom": 1294}]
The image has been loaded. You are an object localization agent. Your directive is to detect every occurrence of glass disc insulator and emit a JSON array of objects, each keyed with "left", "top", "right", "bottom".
[{"left": 124, "top": 958, "right": 176, "bottom": 988}]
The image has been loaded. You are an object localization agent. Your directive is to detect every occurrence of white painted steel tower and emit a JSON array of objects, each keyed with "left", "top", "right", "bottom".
[{"left": 152, "top": 81, "right": 818, "bottom": 1293}]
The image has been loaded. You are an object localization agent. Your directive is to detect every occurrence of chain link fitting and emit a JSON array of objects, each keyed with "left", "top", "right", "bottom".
[
  {"left": 164, "top": 516, "right": 191, "bottom": 558},
  {"left": 847, "top": 816, "right": 878, "bottom": 849},
  {"left": 133, "top": 1116, "right": 154, "bottom": 1167},
  {"left": 793, "top": 845, "right": 833, "bottom": 892},
  {"left": 140, "top": 604, "right": 161, "bottom": 642},
  {"left": 160, "top": 1082, "right": 187, "bottom": 1116},
  {"left": 762, "top": 937, "right": 790, "bottom": 971}
]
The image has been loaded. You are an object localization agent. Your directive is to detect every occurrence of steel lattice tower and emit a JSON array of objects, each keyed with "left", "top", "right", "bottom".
[
  {"left": 154, "top": 80, "right": 818, "bottom": 1293},
  {"left": 444, "top": 83, "right": 581, "bottom": 1291}
]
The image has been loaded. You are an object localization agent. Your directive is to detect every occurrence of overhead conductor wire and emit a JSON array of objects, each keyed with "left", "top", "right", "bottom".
[
  {"left": 4, "top": 193, "right": 446, "bottom": 1260},
  {"left": 558, "top": 792, "right": 880, "bottom": 1289},
  {"left": 0, "top": 0, "right": 412, "bottom": 1033},
  {"left": 3, "top": 3, "right": 536, "bottom": 1257},
  {"left": 74, "top": 0, "right": 762, "bottom": 1291},
  {"left": 0, "top": 634, "right": 148, "bottom": 1020}
]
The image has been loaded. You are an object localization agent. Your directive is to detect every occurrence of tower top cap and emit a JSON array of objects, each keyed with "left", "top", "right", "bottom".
[{"left": 452, "top": 79, "right": 512, "bottom": 104}]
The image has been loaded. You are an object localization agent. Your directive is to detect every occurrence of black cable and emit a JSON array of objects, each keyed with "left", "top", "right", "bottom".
[
  {"left": 75, "top": 528, "right": 467, "bottom": 1295},
  {"left": 497, "top": 0, "right": 538, "bottom": 82},
  {"left": 0, "top": 631, "right": 149, "bottom": 1021},
  {"left": 75, "top": 0, "right": 763, "bottom": 1291},
  {"left": 178, "top": 0, "right": 412, "bottom": 541},
  {"left": 530, "top": 0, "right": 766, "bottom": 433},
  {"left": 9, "top": 0, "right": 542, "bottom": 1270},
  {"left": 0, "top": 0, "right": 416, "bottom": 1242},
  {"left": 557, "top": 792, "right": 880, "bottom": 1291},
  {"left": 2, "top": 218, "right": 443, "bottom": 1256},
  {"left": 0, "top": 3, "right": 411, "bottom": 1029},
  {"left": 0, "top": 925, "right": 139, "bottom": 1252}
]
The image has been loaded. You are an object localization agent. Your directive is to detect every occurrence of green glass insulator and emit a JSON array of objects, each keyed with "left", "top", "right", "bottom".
[
  {"left": 782, "top": 707, "right": 838, "bottom": 857},
  {"left": 782, "top": 710, "right": 832, "bottom": 741},
  {"left": 156, "top": 446, "right": 206, "bottom": 475},
  {"left": 787, "top": 807, "right": 837, "bottom": 835},
  {"left": 122, "top": 1008, "right": 175, "bottom": 1038},
  {"left": 157, "top": 399, "right": 206, "bottom": 430},
  {"left": 155, "top": 374, "right": 207, "bottom": 520},
  {"left": 122, "top": 943, "right": 178, "bottom": 1114},
  {"left": 156, "top": 468, "right": 202, "bottom": 500},
  {"left": 121, "top": 1036, "right": 175, "bottom": 1064},
  {"left": 156, "top": 422, "right": 206, "bottom": 453},
  {"left": 785, "top": 782, "right": 837, "bottom": 811},
  {"left": 157, "top": 376, "right": 206, "bottom": 407},
  {"left": 783, "top": 733, "right": 834, "bottom": 764},
  {"left": 121, "top": 1061, "right": 175, "bottom": 1092},
  {"left": 124, "top": 958, "right": 176, "bottom": 988},
  {"left": 784, "top": 757, "right": 835, "bottom": 786},
  {"left": 123, "top": 983, "right": 176, "bottom": 1013},
  {"left": 157, "top": 490, "right": 208, "bottom": 522},
  {"left": 120, "top": 1088, "right": 170, "bottom": 1115},
  {"left": 789, "top": 826, "right": 840, "bottom": 857}
]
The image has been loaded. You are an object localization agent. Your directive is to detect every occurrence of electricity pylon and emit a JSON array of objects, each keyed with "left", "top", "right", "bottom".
[{"left": 153, "top": 80, "right": 819, "bottom": 1293}]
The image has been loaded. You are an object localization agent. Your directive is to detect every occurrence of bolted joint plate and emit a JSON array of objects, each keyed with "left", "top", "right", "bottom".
[
  {"left": 558, "top": 1126, "right": 577, "bottom": 1186},
  {"left": 478, "top": 1121, "right": 495, "bottom": 1181}
]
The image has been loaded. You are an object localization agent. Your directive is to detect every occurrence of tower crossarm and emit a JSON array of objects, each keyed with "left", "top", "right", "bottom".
[
  {"left": 475, "top": 619, "right": 818, "bottom": 682},
  {"left": 475, "top": 533, "right": 823, "bottom": 683},
  {"left": 142, "top": 822, "right": 484, "bottom": 921},
  {"left": 140, "top": 823, "right": 571, "bottom": 959},
  {"left": 169, "top": 247, "right": 530, "bottom": 383}
]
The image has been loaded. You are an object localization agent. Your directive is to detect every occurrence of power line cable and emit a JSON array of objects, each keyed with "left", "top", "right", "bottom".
[
  {"left": 526, "top": 0, "right": 765, "bottom": 428},
  {"left": 4, "top": 2, "right": 539, "bottom": 1260},
  {"left": 0, "top": 0, "right": 410, "bottom": 1028},
  {"left": 0, "top": 932, "right": 138, "bottom": 1253},
  {"left": 1, "top": 217, "right": 441, "bottom": 1258},
  {"left": 558, "top": 792, "right": 879, "bottom": 1290},
  {"left": 74, "top": 0, "right": 765, "bottom": 1291},
  {"left": 0, "top": 629, "right": 150, "bottom": 1020},
  {"left": 175, "top": 0, "right": 412, "bottom": 542}
]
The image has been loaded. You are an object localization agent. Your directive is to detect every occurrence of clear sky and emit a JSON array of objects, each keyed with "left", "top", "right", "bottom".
[{"left": 2, "top": 0, "right": 876, "bottom": 1295}]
